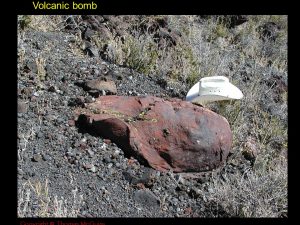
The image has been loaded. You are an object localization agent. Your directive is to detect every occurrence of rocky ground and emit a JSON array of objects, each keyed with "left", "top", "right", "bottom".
[{"left": 17, "top": 15, "right": 287, "bottom": 218}]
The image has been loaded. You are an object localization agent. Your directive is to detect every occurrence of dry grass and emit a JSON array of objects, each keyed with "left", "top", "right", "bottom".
[
  {"left": 190, "top": 15, "right": 287, "bottom": 217},
  {"left": 200, "top": 156, "right": 287, "bottom": 217},
  {"left": 18, "top": 15, "right": 65, "bottom": 32},
  {"left": 18, "top": 179, "right": 84, "bottom": 217}
]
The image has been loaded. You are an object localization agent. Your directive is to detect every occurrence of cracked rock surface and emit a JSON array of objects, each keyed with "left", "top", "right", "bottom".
[{"left": 76, "top": 95, "right": 232, "bottom": 173}]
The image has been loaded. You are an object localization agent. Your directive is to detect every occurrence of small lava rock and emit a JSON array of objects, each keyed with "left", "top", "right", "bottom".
[
  {"left": 83, "top": 78, "right": 117, "bottom": 95},
  {"left": 68, "top": 97, "right": 85, "bottom": 107},
  {"left": 32, "top": 154, "right": 43, "bottom": 162},
  {"left": 48, "top": 86, "right": 56, "bottom": 92},
  {"left": 68, "top": 120, "right": 75, "bottom": 126},
  {"left": 133, "top": 189, "right": 160, "bottom": 209},
  {"left": 18, "top": 101, "right": 28, "bottom": 113}
]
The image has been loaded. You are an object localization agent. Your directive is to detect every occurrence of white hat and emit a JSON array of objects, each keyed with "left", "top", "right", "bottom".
[{"left": 186, "top": 76, "right": 243, "bottom": 105}]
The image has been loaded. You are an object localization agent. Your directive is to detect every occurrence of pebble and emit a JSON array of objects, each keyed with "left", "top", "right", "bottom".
[
  {"left": 18, "top": 168, "right": 24, "bottom": 175},
  {"left": 30, "top": 96, "right": 37, "bottom": 102},
  {"left": 42, "top": 154, "right": 50, "bottom": 161},
  {"left": 175, "top": 174, "right": 185, "bottom": 185},
  {"left": 103, "top": 139, "right": 111, "bottom": 145},
  {"left": 18, "top": 101, "right": 28, "bottom": 113},
  {"left": 56, "top": 117, "right": 64, "bottom": 125},
  {"left": 133, "top": 189, "right": 160, "bottom": 209},
  {"left": 36, "top": 132, "right": 43, "bottom": 138},
  {"left": 113, "top": 149, "right": 120, "bottom": 156},
  {"left": 28, "top": 171, "right": 36, "bottom": 177},
  {"left": 62, "top": 100, "right": 68, "bottom": 106},
  {"left": 172, "top": 198, "right": 178, "bottom": 206},
  {"left": 207, "top": 188, "right": 214, "bottom": 193},
  {"left": 103, "top": 156, "right": 111, "bottom": 163},
  {"left": 87, "top": 149, "right": 94, "bottom": 157},
  {"left": 66, "top": 151, "right": 75, "bottom": 157},
  {"left": 122, "top": 171, "right": 138, "bottom": 184},
  {"left": 68, "top": 120, "right": 75, "bottom": 126},
  {"left": 90, "top": 165, "right": 96, "bottom": 173},
  {"left": 32, "top": 154, "right": 42, "bottom": 162},
  {"left": 20, "top": 87, "right": 33, "bottom": 97},
  {"left": 189, "top": 187, "right": 201, "bottom": 198},
  {"left": 68, "top": 97, "right": 85, "bottom": 107},
  {"left": 33, "top": 148, "right": 41, "bottom": 154},
  {"left": 84, "top": 163, "right": 93, "bottom": 170},
  {"left": 48, "top": 86, "right": 56, "bottom": 92},
  {"left": 61, "top": 76, "right": 66, "bottom": 82},
  {"left": 85, "top": 96, "right": 94, "bottom": 103}
]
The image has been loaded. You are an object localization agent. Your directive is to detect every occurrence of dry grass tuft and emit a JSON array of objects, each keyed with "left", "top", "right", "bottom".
[
  {"left": 18, "top": 179, "right": 84, "bottom": 217},
  {"left": 200, "top": 156, "right": 287, "bottom": 217}
]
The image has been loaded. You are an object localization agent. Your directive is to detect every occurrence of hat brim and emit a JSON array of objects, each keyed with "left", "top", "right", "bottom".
[{"left": 186, "top": 81, "right": 243, "bottom": 103}]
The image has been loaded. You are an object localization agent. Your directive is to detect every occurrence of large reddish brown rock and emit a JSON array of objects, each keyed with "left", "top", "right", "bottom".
[{"left": 76, "top": 96, "right": 232, "bottom": 172}]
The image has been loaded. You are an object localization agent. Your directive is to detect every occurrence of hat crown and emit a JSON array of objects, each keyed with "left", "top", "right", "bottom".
[
  {"left": 199, "top": 76, "right": 229, "bottom": 92},
  {"left": 186, "top": 76, "right": 243, "bottom": 105}
]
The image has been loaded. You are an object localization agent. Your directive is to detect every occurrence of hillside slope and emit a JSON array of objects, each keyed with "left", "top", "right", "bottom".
[{"left": 17, "top": 15, "right": 287, "bottom": 217}]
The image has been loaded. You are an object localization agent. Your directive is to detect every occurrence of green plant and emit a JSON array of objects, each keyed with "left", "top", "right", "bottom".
[
  {"left": 19, "top": 15, "right": 32, "bottom": 30},
  {"left": 182, "top": 45, "right": 200, "bottom": 86}
]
